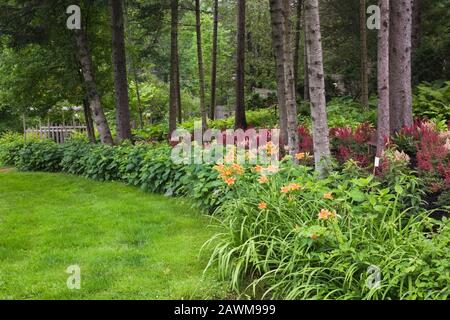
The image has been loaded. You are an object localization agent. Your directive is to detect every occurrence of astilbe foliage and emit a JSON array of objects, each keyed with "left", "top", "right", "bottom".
[
  {"left": 395, "top": 121, "right": 450, "bottom": 192},
  {"left": 330, "top": 122, "right": 376, "bottom": 167}
]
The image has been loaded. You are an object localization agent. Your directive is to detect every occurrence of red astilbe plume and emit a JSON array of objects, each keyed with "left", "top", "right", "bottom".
[{"left": 298, "top": 126, "right": 313, "bottom": 153}]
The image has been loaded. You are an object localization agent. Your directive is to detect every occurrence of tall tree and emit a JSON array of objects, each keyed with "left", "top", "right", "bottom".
[
  {"left": 303, "top": 3, "right": 310, "bottom": 101},
  {"left": 305, "top": 0, "right": 331, "bottom": 176},
  {"left": 412, "top": 0, "right": 421, "bottom": 54},
  {"left": 235, "top": 0, "right": 247, "bottom": 129},
  {"left": 359, "top": 0, "right": 369, "bottom": 108},
  {"left": 169, "top": 0, "right": 180, "bottom": 135},
  {"left": 377, "top": 0, "right": 390, "bottom": 157},
  {"left": 110, "top": 0, "right": 132, "bottom": 142},
  {"left": 82, "top": 98, "right": 96, "bottom": 143},
  {"left": 210, "top": 0, "right": 219, "bottom": 120},
  {"left": 389, "top": 0, "right": 413, "bottom": 133},
  {"left": 74, "top": 29, "right": 114, "bottom": 145},
  {"left": 294, "top": 0, "right": 303, "bottom": 91},
  {"left": 195, "top": 0, "right": 208, "bottom": 131},
  {"left": 269, "top": 0, "right": 288, "bottom": 148},
  {"left": 269, "top": 0, "right": 299, "bottom": 156}
]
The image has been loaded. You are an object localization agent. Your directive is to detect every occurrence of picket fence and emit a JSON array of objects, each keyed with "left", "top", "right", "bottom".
[{"left": 25, "top": 125, "right": 87, "bottom": 144}]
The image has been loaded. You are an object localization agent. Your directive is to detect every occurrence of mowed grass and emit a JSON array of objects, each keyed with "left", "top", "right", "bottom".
[{"left": 0, "top": 170, "right": 228, "bottom": 300}]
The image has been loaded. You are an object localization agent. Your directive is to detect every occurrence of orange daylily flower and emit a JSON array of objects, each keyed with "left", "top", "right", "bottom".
[
  {"left": 258, "top": 202, "right": 267, "bottom": 210},
  {"left": 224, "top": 177, "right": 236, "bottom": 186},
  {"left": 323, "top": 192, "right": 334, "bottom": 200},
  {"left": 254, "top": 165, "right": 263, "bottom": 173},
  {"left": 318, "top": 209, "right": 337, "bottom": 220},
  {"left": 295, "top": 152, "right": 306, "bottom": 160},
  {"left": 232, "top": 163, "right": 244, "bottom": 175},
  {"left": 258, "top": 175, "right": 269, "bottom": 184},
  {"left": 280, "top": 183, "right": 302, "bottom": 194},
  {"left": 289, "top": 183, "right": 302, "bottom": 191}
]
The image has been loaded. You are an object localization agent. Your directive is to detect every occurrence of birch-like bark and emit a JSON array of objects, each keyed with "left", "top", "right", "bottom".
[
  {"left": 210, "top": 0, "right": 219, "bottom": 120},
  {"left": 305, "top": 0, "right": 331, "bottom": 176},
  {"left": 235, "top": 0, "right": 247, "bottom": 129},
  {"left": 195, "top": 0, "right": 208, "bottom": 131},
  {"left": 74, "top": 30, "right": 114, "bottom": 145},
  {"left": 294, "top": 0, "right": 303, "bottom": 91},
  {"left": 389, "top": 0, "right": 413, "bottom": 133},
  {"left": 377, "top": 0, "right": 390, "bottom": 157},
  {"left": 169, "top": 0, "right": 179, "bottom": 135},
  {"left": 269, "top": 0, "right": 288, "bottom": 149}
]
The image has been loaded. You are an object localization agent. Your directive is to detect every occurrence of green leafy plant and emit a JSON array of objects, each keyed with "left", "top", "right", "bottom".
[{"left": 413, "top": 81, "right": 450, "bottom": 122}]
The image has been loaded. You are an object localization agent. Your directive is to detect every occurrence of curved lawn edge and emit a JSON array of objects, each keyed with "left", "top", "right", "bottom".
[{"left": 0, "top": 170, "right": 230, "bottom": 300}]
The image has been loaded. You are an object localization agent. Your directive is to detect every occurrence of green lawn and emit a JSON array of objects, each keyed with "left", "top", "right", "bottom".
[{"left": 0, "top": 170, "right": 228, "bottom": 299}]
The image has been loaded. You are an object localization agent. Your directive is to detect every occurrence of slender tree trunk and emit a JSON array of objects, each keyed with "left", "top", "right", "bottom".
[
  {"left": 305, "top": 0, "right": 331, "bottom": 176},
  {"left": 269, "top": 0, "right": 299, "bottom": 156},
  {"left": 195, "top": 0, "right": 208, "bottom": 131},
  {"left": 122, "top": 0, "right": 143, "bottom": 130},
  {"left": 74, "top": 30, "right": 114, "bottom": 145},
  {"left": 176, "top": 57, "right": 182, "bottom": 124},
  {"left": 360, "top": 0, "right": 369, "bottom": 109},
  {"left": 269, "top": 0, "right": 288, "bottom": 148},
  {"left": 169, "top": 0, "right": 180, "bottom": 134},
  {"left": 412, "top": 0, "right": 421, "bottom": 54},
  {"left": 210, "top": 0, "right": 219, "bottom": 120},
  {"left": 294, "top": 0, "right": 303, "bottom": 93},
  {"left": 235, "top": 0, "right": 247, "bottom": 130},
  {"left": 133, "top": 67, "right": 144, "bottom": 129},
  {"left": 110, "top": 0, "right": 132, "bottom": 142},
  {"left": 389, "top": 0, "right": 413, "bottom": 133},
  {"left": 282, "top": 0, "right": 300, "bottom": 157},
  {"left": 83, "top": 98, "right": 96, "bottom": 143},
  {"left": 377, "top": 0, "right": 390, "bottom": 157},
  {"left": 303, "top": 3, "right": 310, "bottom": 101}
]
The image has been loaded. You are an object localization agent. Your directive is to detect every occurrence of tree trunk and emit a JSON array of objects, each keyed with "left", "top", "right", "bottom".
[
  {"left": 303, "top": 3, "right": 310, "bottom": 101},
  {"left": 83, "top": 98, "right": 96, "bottom": 143},
  {"left": 360, "top": 0, "right": 369, "bottom": 109},
  {"left": 133, "top": 67, "right": 144, "bottom": 129},
  {"left": 177, "top": 55, "right": 182, "bottom": 124},
  {"left": 412, "top": 0, "right": 421, "bottom": 54},
  {"left": 389, "top": 0, "right": 413, "bottom": 133},
  {"left": 195, "top": 0, "right": 208, "bottom": 131},
  {"left": 210, "top": 0, "right": 219, "bottom": 120},
  {"left": 294, "top": 0, "right": 303, "bottom": 93},
  {"left": 269, "top": 0, "right": 288, "bottom": 148},
  {"left": 269, "top": 0, "right": 299, "bottom": 157},
  {"left": 305, "top": 0, "right": 331, "bottom": 176},
  {"left": 74, "top": 30, "right": 114, "bottom": 145},
  {"left": 377, "top": 0, "right": 390, "bottom": 157},
  {"left": 110, "top": 0, "right": 132, "bottom": 142},
  {"left": 282, "top": 0, "right": 300, "bottom": 157},
  {"left": 235, "top": 0, "right": 247, "bottom": 130},
  {"left": 169, "top": 0, "right": 179, "bottom": 135}
]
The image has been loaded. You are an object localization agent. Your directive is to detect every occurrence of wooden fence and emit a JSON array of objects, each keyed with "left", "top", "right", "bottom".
[{"left": 25, "top": 125, "right": 87, "bottom": 144}]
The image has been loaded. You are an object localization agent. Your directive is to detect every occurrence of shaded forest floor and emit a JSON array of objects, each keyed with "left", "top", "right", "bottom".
[{"left": 0, "top": 170, "right": 229, "bottom": 299}]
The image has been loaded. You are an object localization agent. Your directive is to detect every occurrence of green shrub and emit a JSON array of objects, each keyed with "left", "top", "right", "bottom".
[
  {"left": 17, "top": 141, "right": 63, "bottom": 172},
  {"left": 60, "top": 139, "right": 93, "bottom": 175},
  {"left": 0, "top": 132, "right": 25, "bottom": 166}
]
